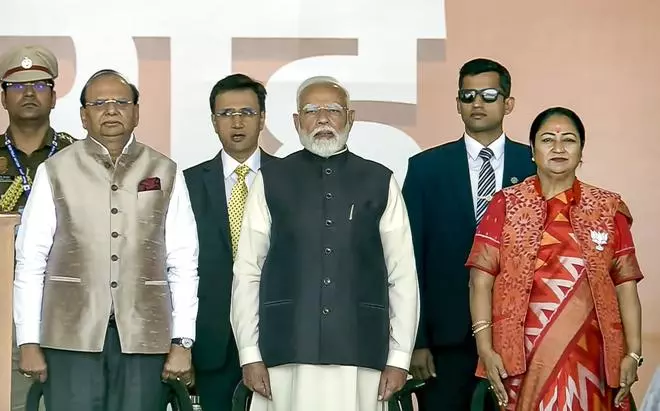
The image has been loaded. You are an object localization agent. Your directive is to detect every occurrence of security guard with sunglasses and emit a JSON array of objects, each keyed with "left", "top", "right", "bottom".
[
  {"left": 402, "top": 58, "right": 536, "bottom": 411},
  {"left": 0, "top": 44, "right": 74, "bottom": 411}
]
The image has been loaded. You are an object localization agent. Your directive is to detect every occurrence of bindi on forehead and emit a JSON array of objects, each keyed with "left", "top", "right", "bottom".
[{"left": 543, "top": 117, "right": 577, "bottom": 135}]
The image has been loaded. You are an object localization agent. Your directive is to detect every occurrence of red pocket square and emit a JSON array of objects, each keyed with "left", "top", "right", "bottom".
[{"left": 138, "top": 177, "right": 161, "bottom": 192}]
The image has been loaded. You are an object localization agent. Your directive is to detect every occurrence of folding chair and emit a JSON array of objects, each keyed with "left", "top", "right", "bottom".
[{"left": 25, "top": 379, "right": 194, "bottom": 411}]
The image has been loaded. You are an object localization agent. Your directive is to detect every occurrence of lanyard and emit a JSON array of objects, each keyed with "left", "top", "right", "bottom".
[{"left": 4, "top": 132, "right": 58, "bottom": 195}]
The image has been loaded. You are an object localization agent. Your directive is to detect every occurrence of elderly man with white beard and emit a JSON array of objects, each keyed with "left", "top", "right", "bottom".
[{"left": 230, "top": 76, "right": 420, "bottom": 411}]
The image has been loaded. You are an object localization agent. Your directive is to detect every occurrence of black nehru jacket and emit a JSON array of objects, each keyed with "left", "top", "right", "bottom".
[{"left": 258, "top": 148, "right": 392, "bottom": 371}]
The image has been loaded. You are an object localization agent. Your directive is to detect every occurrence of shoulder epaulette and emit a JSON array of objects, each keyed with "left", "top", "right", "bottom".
[{"left": 55, "top": 131, "right": 76, "bottom": 146}]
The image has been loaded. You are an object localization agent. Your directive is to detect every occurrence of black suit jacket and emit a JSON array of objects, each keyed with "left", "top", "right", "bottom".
[
  {"left": 184, "top": 149, "right": 276, "bottom": 371},
  {"left": 402, "top": 137, "right": 536, "bottom": 349}
]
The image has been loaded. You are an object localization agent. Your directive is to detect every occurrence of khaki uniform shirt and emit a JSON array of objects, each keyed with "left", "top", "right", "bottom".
[{"left": 0, "top": 128, "right": 74, "bottom": 212}]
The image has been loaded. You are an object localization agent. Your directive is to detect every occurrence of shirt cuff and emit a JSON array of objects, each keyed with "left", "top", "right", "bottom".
[
  {"left": 171, "top": 318, "right": 196, "bottom": 341},
  {"left": 16, "top": 323, "right": 41, "bottom": 346},
  {"left": 239, "top": 346, "right": 263, "bottom": 366},
  {"left": 386, "top": 349, "right": 412, "bottom": 371}
]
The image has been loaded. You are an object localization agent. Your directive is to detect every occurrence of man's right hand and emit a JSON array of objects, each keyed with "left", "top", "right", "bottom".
[
  {"left": 243, "top": 361, "right": 272, "bottom": 399},
  {"left": 410, "top": 348, "right": 436, "bottom": 380},
  {"left": 19, "top": 343, "right": 47, "bottom": 383}
]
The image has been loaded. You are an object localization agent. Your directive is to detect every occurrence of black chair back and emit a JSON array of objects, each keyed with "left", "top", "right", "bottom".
[
  {"left": 25, "top": 379, "right": 194, "bottom": 411},
  {"left": 231, "top": 379, "right": 425, "bottom": 411}
]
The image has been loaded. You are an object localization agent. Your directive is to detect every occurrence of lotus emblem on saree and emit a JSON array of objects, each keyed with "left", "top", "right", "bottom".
[{"left": 590, "top": 230, "right": 608, "bottom": 252}]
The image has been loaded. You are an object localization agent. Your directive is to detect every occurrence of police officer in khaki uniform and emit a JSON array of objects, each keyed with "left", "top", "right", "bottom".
[
  {"left": 0, "top": 44, "right": 74, "bottom": 411},
  {"left": 0, "top": 45, "right": 74, "bottom": 215}
]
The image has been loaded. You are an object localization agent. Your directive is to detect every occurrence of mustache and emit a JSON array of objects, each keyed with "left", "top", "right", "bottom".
[{"left": 311, "top": 126, "right": 338, "bottom": 138}]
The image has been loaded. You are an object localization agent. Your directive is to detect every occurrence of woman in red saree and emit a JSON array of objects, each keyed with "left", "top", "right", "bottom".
[{"left": 467, "top": 107, "right": 643, "bottom": 411}]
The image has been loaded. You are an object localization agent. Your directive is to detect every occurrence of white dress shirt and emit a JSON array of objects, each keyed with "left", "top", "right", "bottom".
[
  {"left": 465, "top": 132, "right": 506, "bottom": 217},
  {"left": 230, "top": 170, "right": 420, "bottom": 371},
  {"left": 13, "top": 136, "right": 199, "bottom": 346},
  {"left": 221, "top": 148, "right": 261, "bottom": 203}
]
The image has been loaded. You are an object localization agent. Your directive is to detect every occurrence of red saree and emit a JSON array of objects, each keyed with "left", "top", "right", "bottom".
[{"left": 467, "top": 183, "right": 643, "bottom": 411}]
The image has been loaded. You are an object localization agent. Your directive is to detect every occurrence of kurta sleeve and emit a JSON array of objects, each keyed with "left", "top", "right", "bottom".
[
  {"left": 379, "top": 175, "right": 420, "bottom": 371},
  {"left": 465, "top": 191, "right": 505, "bottom": 276},
  {"left": 401, "top": 157, "right": 429, "bottom": 349},
  {"left": 13, "top": 164, "right": 56, "bottom": 346},
  {"left": 610, "top": 207, "right": 644, "bottom": 286},
  {"left": 230, "top": 171, "right": 272, "bottom": 366},
  {"left": 165, "top": 170, "right": 199, "bottom": 340}
]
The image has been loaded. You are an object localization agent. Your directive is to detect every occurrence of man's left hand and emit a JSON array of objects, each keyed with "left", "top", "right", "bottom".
[
  {"left": 378, "top": 366, "right": 407, "bottom": 402},
  {"left": 162, "top": 344, "right": 193, "bottom": 385}
]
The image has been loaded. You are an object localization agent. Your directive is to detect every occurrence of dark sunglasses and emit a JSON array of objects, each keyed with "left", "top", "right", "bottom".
[{"left": 458, "top": 88, "right": 506, "bottom": 104}]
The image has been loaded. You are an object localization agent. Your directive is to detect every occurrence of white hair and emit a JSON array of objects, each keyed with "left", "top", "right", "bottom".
[
  {"left": 296, "top": 75, "right": 350, "bottom": 108},
  {"left": 298, "top": 123, "right": 350, "bottom": 158}
]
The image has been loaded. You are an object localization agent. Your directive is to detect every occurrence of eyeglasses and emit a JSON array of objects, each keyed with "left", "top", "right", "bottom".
[
  {"left": 213, "top": 108, "right": 259, "bottom": 118},
  {"left": 300, "top": 103, "right": 346, "bottom": 118},
  {"left": 84, "top": 99, "right": 134, "bottom": 108},
  {"left": 458, "top": 88, "right": 506, "bottom": 104},
  {"left": 3, "top": 81, "right": 53, "bottom": 93}
]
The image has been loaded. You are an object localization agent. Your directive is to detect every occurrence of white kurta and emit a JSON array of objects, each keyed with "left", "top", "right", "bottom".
[{"left": 230, "top": 167, "right": 420, "bottom": 411}]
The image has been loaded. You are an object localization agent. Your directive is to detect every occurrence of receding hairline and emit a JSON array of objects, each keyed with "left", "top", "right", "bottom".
[
  {"left": 83, "top": 71, "right": 134, "bottom": 98},
  {"left": 80, "top": 69, "right": 139, "bottom": 106},
  {"left": 88, "top": 69, "right": 131, "bottom": 85},
  {"left": 296, "top": 76, "right": 350, "bottom": 108}
]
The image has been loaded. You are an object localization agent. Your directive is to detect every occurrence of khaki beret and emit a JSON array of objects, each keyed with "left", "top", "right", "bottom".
[{"left": 0, "top": 45, "right": 58, "bottom": 83}]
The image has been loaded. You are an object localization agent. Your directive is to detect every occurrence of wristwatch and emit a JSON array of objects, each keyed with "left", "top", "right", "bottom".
[
  {"left": 627, "top": 352, "right": 643, "bottom": 367},
  {"left": 172, "top": 338, "right": 194, "bottom": 349}
]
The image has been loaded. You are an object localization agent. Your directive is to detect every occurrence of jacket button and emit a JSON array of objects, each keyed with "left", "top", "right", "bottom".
[
  {"left": 111, "top": 208, "right": 118, "bottom": 214},
  {"left": 111, "top": 255, "right": 119, "bottom": 262},
  {"left": 322, "top": 307, "right": 330, "bottom": 315},
  {"left": 110, "top": 281, "right": 118, "bottom": 288},
  {"left": 111, "top": 184, "right": 118, "bottom": 191},
  {"left": 111, "top": 232, "right": 119, "bottom": 238},
  {"left": 325, "top": 219, "right": 333, "bottom": 226},
  {"left": 323, "top": 277, "right": 331, "bottom": 285},
  {"left": 324, "top": 247, "right": 332, "bottom": 255},
  {"left": 325, "top": 192, "right": 333, "bottom": 200},
  {"left": 324, "top": 168, "right": 332, "bottom": 175}
]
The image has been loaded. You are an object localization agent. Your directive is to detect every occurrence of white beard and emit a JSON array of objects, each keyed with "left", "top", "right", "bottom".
[{"left": 299, "top": 125, "right": 349, "bottom": 157}]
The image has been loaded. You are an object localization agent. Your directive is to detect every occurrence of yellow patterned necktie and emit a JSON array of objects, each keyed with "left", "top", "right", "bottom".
[{"left": 228, "top": 164, "right": 251, "bottom": 258}]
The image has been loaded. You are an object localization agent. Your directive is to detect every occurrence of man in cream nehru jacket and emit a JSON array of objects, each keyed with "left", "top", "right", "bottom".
[{"left": 13, "top": 69, "right": 199, "bottom": 411}]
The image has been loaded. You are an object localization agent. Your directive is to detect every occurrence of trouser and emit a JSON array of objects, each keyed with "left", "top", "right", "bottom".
[
  {"left": 11, "top": 329, "right": 37, "bottom": 410},
  {"left": 415, "top": 340, "right": 490, "bottom": 411},
  {"left": 42, "top": 322, "right": 169, "bottom": 411},
  {"left": 194, "top": 338, "right": 242, "bottom": 411}
]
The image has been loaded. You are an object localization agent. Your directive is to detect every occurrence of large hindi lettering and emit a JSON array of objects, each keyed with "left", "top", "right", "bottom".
[{"left": 0, "top": 0, "right": 446, "bottom": 182}]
